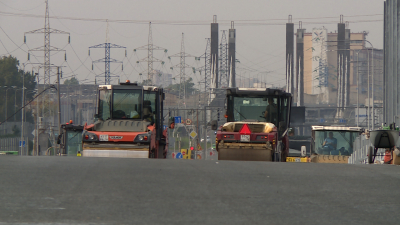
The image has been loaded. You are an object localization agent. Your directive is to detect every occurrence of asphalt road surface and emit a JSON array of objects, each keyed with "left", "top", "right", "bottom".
[{"left": 1, "top": 156, "right": 400, "bottom": 225}]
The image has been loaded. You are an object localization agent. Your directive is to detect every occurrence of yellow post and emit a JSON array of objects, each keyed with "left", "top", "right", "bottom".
[{"left": 181, "top": 149, "right": 188, "bottom": 159}]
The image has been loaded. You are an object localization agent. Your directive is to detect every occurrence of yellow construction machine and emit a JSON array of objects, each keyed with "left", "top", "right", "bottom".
[
  {"left": 212, "top": 87, "right": 292, "bottom": 162},
  {"left": 287, "top": 126, "right": 363, "bottom": 163}
]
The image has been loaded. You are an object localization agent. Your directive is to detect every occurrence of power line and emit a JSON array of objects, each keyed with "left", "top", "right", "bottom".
[
  {"left": 0, "top": 11, "right": 383, "bottom": 25},
  {"left": 49, "top": 7, "right": 106, "bottom": 36},
  {"left": 0, "top": 26, "right": 28, "bottom": 53},
  {"left": 0, "top": 1, "right": 45, "bottom": 12},
  {"left": 0, "top": 43, "right": 24, "bottom": 57},
  {"left": 0, "top": 37, "right": 9, "bottom": 54},
  {"left": 0, "top": 85, "right": 56, "bottom": 125}
]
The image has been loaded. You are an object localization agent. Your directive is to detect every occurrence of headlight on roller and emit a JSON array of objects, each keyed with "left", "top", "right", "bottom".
[
  {"left": 134, "top": 134, "right": 150, "bottom": 143},
  {"left": 82, "top": 131, "right": 98, "bottom": 142}
]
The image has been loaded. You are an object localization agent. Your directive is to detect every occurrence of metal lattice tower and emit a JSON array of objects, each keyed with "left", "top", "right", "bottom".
[
  {"left": 44, "top": 1, "right": 50, "bottom": 86},
  {"left": 89, "top": 43, "right": 125, "bottom": 85},
  {"left": 219, "top": 31, "right": 228, "bottom": 88},
  {"left": 24, "top": 0, "right": 69, "bottom": 119},
  {"left": 134, "top": 22, "right": 167, "bottom": 85},
  {"left": 89, "top": 21, "right": 126, "bottom": 85},
  {"left": 179, "top": 33, "right": 186, "bottom": 107},
  {"left": 148, "top": 22, "right": 154, "bottom": 82},
  {"left": 25, "top": 0, "right": 69, "bottom": 90},
  {"left": 204, "top": 38, "right": 211, "bottom": 104},
  {"left": 170, "top": 33, "right": 195, "bottom": 108}
]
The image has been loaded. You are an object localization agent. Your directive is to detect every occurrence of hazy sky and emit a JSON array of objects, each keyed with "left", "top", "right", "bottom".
[{"left": 0, "top": 0, "right": 384, "bottom": 88}]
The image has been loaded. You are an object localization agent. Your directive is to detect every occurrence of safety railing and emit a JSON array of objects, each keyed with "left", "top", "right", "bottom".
[
  {"left": 348, "top": 135, "right": 371, "bottom": 164},
  {"left": 349, "top": 133, "right": 390, "bottom": 164}
]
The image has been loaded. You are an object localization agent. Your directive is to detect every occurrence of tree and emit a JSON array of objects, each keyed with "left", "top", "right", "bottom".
[
  {"left": 139, "top": 79, "right": 153, "bottom": 86},
  {"left": 165, "top": 77, "right": 198, "bottom": 97},
  {"left": 63, "top": 77, "right": 79, "bottom": 85},
  {"left": 12, "top": 125, "right": 20, "bottom": 136},
  {"left": 0, "top": 56, "right": 37, "bottom": 123}
]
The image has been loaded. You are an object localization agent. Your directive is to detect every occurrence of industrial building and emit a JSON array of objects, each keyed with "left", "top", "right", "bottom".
[{"left": 301, "top": 29, "right": 383, "bottom": 107}]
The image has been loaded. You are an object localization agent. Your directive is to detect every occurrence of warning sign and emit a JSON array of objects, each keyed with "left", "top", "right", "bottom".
[{"left": 197, "top": 143, "right": 202, "bottom": 151}]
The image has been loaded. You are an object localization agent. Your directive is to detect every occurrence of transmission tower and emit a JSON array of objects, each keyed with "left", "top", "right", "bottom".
[
  {"left": 170, "top": 33, "right": 196, "bottom": 108},
  {"left": 219, "top": 31, "right": 228, "bottom": 88},
  {"left": 24, "top": 0, "right": 69, "bottom": 122},
  {"left": 179, "top": 33, "right": 186, "bottom": 106},
  {"left": 89, "top": 43, "right": 126, "bottom": 85},
  {"left": 25, "top": 0, "right": 69, "bottom": 88},
  {"left": 134, "top": 22, "right": 167, "bottom": 85},
  {"left": 88, "top": 21, "right": 126, "bottom": 85},
  {"left": 185, "top": 39, "right": 210, "bottom": 108}
]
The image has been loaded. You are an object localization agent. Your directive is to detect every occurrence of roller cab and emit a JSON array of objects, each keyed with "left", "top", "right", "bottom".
[
  {"left": 82, "top": 81, "right": 166, "bottom": 158},
  {"left": 215, "top": 88, "right": 292, "bottom": 162},
  {"left": 287, "top": 126, "right": 363, "bottom": 163}
]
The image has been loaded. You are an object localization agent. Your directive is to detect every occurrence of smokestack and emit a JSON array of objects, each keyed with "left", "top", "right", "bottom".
[
  {"left": 228, "top": 21, "right": 236, "bottom": 87},
  {"left": 345, "top": 22, "right": 351, "bottom": 107},
  {"left": 211, "top": 15, "right": 219, "bottom": 88},
  {"left": 337, "top": 15, "right": 346, "bottom": 117},
  {"left": 296, "top": 22, "right": 305, "bottom": 106},
  {"left": 286, "top": 15, "right": 294, "bottom": 96}
]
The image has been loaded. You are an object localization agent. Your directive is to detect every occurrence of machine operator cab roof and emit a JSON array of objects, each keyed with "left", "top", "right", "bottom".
[
  {"left": 312, "top": 126, "right": 363, "bottom": 132},
  {"left": 226, "top": 87, "right": 292, "bottom": 97},
  {"left": 99, "top": 81, "right": 159, "bottom": 91},
  {"left": 97, "top": 81, "right": 163, "bottom": 124}
]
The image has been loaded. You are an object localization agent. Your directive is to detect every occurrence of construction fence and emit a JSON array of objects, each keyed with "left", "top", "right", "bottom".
[
  {"left": 348, "top": 135, "right": 386, "bottom": 164},
  {"left": 0, "top": 137, "right": 29, "bottom": 155},
  {"left": 165, "top": 107, "right": 225, "bottom": 160}
]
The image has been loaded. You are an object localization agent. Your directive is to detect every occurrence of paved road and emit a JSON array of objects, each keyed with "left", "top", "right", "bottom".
[{"left": 1, "top": 156, "right": 400, "bottom": 225}]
